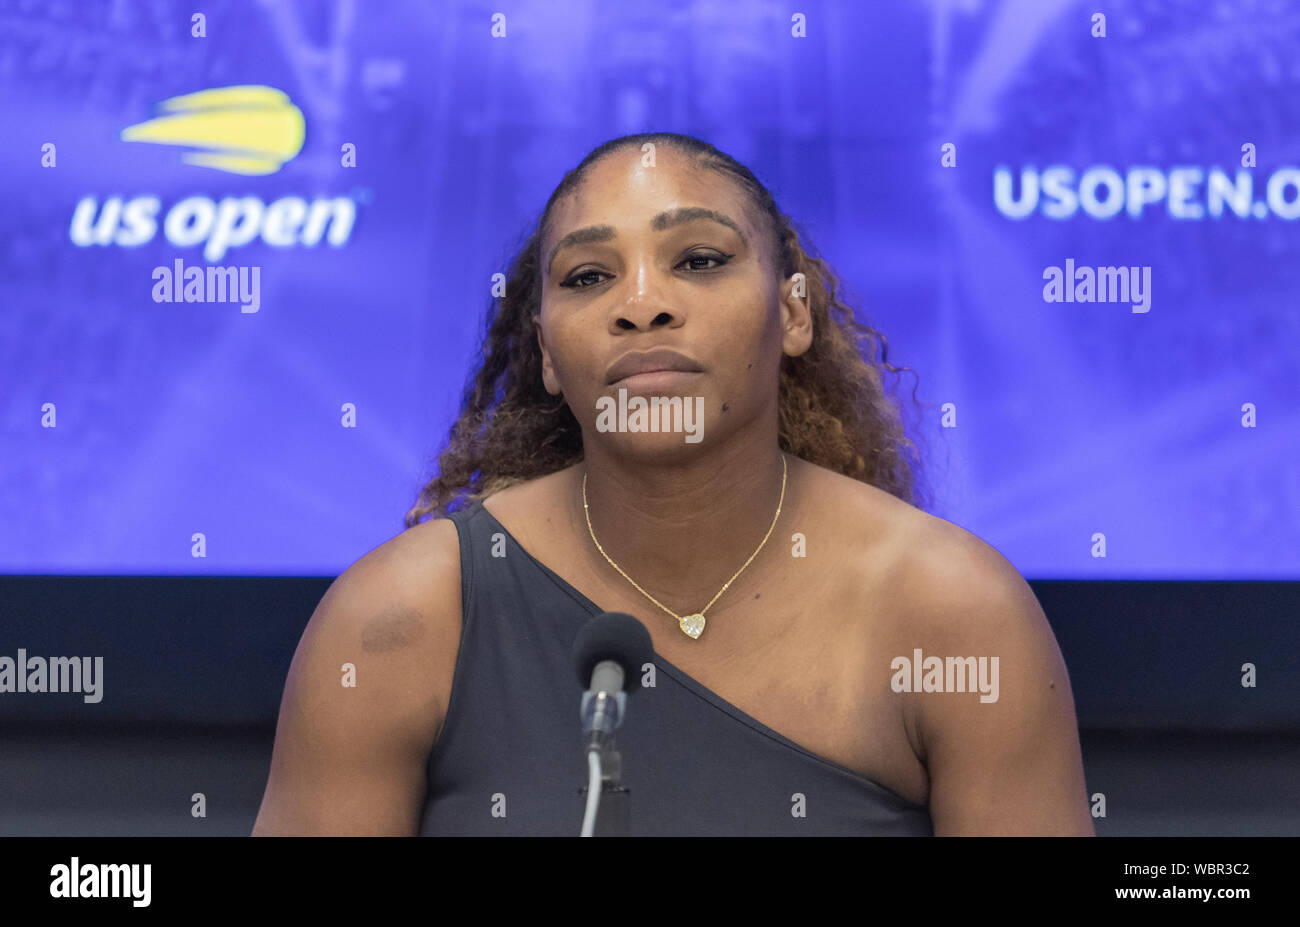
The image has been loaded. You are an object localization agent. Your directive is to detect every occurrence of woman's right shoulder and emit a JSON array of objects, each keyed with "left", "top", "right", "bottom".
[
  {"left": 279, "top": 512, "right": 469, "bottom": 732},
  {"left": 303, "top": 511, "right": 467, "bottom": 720},
  {"left": 302, "top": 512, "right": 467, "bottom": 698},
  {"left": 336, "top": 512, "right": 466, "bottom": 652},
  {"left": 252, "top": 514, "right": 468, "bottom": 835}
]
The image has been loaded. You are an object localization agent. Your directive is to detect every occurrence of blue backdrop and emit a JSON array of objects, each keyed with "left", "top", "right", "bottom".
[{"left": 2, "top": 0, "right": 1297, "bottom": 579}]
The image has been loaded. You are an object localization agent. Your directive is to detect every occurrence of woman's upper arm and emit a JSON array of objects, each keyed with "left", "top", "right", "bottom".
[
  {"left": 900, "top": 523, "right": 1095, "bottom": 836},
  {"left": 251, "top": 517, "right": 463, "bottom": 836}
]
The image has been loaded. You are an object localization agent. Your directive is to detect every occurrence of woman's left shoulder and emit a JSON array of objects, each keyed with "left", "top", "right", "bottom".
[
  {"left": 806, "top": 462, "right": 1043, "bottom": 642},
  {"left": 886, "top": 502, "right": 1053, "bottom": 652}
]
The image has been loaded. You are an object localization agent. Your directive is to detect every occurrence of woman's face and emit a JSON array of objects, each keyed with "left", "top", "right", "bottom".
[{"left": 535, "top": 146, "right": 812, "bottom": 458}]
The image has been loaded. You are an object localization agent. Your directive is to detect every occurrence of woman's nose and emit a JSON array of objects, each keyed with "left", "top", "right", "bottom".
[{"left": 611, "top": 262, "right": 682, "bottom": 331}]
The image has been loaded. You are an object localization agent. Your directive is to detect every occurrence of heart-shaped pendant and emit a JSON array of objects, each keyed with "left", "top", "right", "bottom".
[{"left": 678, "top": 613, "right": 706, "bottom": 639}]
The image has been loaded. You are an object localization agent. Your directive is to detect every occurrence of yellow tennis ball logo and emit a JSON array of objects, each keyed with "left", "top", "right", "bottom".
[{"left": 120, "top": 85, "right": 305, "bottom": 176}]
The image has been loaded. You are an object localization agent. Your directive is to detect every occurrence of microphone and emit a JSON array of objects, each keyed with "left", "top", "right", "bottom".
[
  {"left": 572, "top": 612, "right": 653, "bottom": 836},
  {"left": 573, "top": 611, "right": 653, "bottom": 750}
]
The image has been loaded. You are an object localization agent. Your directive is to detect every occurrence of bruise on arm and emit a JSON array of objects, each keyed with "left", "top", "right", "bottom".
[{"left": 361, "top": 604, "right": 428, "bottom": 654}]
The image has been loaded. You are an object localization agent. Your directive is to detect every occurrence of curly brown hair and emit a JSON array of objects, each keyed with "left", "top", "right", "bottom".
[{"left": 404, "top": 132, "right": 931, "bottom": 527}]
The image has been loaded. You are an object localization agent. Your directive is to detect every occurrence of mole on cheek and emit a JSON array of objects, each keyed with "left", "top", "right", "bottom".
[{"left": 721, "top": 402, "right": 729, "bottom": 413}]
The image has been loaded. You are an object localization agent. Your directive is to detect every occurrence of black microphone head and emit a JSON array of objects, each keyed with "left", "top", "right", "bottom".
[{"left": 572, "top": 612, "right": 654, "bottom": 693}]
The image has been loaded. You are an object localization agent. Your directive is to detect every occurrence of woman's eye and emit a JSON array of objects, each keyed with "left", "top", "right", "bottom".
[
  {"left": 681, "top": 251, "right": 731, "bottom": 271},
  {"left": 559, "top": 252, "right": 732, "bottom": 289},
  {"left": 559, "top": 269, "right": 608, "bottom": 289}
]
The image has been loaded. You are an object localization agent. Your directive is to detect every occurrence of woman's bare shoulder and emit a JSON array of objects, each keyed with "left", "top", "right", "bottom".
[
  {"left": 303, "top": 513, "right": 466, "bottom": 724},
  {"left": 823, "top": 480, "right": 1091, "bottom": 836},
  {"left": 798, "top": 460, "right": 1025, "bottom": 634},
  {"left": 844, "top": 477, "right": 1053, "bottom": 661},
  {"left": 389, "top": 510, "right": 463, "bottom": 584},
  {"left": 796, "top": 458, "right": 934, "bottom": 569},
  {"left": 251, "top": 515, "right": 465, "bottom": 835},
  {"left": 323, "top": 514, "right": 464, "bottom": 636}
]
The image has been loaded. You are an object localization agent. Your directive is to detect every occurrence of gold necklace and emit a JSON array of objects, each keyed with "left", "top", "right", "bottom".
[{"left": 582, "top": 454, "right": 787, "bottom": 640}]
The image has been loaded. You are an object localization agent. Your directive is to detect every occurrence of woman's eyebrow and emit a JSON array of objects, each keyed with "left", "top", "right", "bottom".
[{"left": 546, "top": 207, "right": 747, "bottom": 274}]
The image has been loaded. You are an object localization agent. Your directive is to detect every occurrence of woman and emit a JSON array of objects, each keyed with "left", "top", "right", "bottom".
[{"left": 252, "top": 133, "right": 1093, "bottom": 836}]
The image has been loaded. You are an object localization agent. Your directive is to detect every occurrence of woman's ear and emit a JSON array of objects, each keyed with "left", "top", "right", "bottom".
[
  {"left": 534, "top": 314, "right": 562, "bottom": 395},
  {"left": 780, "top": 274, "right": 814, "bottom": 358}
]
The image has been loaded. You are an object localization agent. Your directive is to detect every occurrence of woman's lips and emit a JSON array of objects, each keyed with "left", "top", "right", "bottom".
[{"left": 609, "top": 369, "right": 704, "bottom": 393}]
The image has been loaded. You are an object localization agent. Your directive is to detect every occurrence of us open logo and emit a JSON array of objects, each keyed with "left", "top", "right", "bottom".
[{"left": 68, "top": 85, "right": 359, "bottom": 262}]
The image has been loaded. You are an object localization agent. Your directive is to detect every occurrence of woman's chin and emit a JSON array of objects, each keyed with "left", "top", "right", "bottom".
[{"left": 592, "top": 429, "right": 711, "bottom": 460}]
